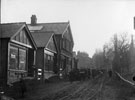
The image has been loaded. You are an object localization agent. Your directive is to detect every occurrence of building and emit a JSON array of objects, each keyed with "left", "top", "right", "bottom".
[
  {"left": 28, "top": 15, "right": 74, "bottom": 77},
  {"left": 31, "top": 31, "right": 58, "bottom": 81},
  {"left": 77, "top": 51, "right": 92, "bottom": 69},
  {"left": 0, "top": 22, "right": 37, "bottom": 85}
]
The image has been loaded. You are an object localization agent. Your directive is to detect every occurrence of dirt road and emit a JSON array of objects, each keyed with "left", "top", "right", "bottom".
[
  {"left": 42, "top": 74, "right": 108, "bottom": 100},
  {"left": 17, "top": 73, "right": 135, "bottom": 100}
]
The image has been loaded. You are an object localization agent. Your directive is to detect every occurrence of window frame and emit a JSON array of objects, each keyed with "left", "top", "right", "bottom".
[
  {"left": 8, "top": 44, "right": 27, "bottom": 72},
  {"left": 44, "top": 54, "right": 54, "bottom": 72}
]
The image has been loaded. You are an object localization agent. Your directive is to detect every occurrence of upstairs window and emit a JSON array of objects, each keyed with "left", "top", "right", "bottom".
[
  {"left": 62, "top": 38, "right": 66, "bottom": 49},
  {"left": 62, "top": 38, "right": 72, "bottom": 51}
]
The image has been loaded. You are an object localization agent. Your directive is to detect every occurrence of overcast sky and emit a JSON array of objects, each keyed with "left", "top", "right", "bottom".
[{"left": 1, "top": 0, "right": 135, "bottom": 57}]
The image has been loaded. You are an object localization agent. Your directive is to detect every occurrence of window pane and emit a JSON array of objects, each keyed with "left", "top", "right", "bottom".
[
  {"left": 62, "top": 39, "right": 65, "bottom": 49},
  {"left": 49, "top": 56, "right": 53, "bottom": 71},
  {"left": 19, "top": 49, "right": 26, "bottom": 70},
  {"left": 45, "top": 54, "right": 49, "bottom": 70},
  {"left": 9, "top": 46, "right": 18, "bottom": 69},
  {"left": 64, "top": 39, "right": 65, "bottom": 49}
]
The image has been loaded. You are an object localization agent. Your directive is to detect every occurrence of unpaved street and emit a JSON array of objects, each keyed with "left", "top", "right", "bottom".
[
  {"left": 18, "top": 74, "right": 135, "bottom": 100},
  {"left": 53, "top": 75, "right": 105, "bottom": 100}
]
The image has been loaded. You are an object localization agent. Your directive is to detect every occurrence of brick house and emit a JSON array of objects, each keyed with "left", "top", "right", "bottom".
[
  {"left": 28, "top": 15, "right": 74, "bottom": 77},
  {"left": 31, "top": 31, "right": 58, "bottom": 81}
]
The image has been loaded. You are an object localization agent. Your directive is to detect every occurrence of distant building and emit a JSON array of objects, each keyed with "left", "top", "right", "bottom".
[
  {"left": 0, "top": 22, "right": 37, "bottom": 85},
  {"left": 77, "top": 51, "right": 93, "bottom": 69},
  {"left": 28, "top": 15, "right": 74, "bottom": 77}
]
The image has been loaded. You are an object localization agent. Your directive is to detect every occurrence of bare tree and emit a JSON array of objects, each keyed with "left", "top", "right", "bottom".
[
  {"left": 93, "top": 33, "right": 131, "bottom": 76},
  {"left": 92, "top": 49, "right": 104, "bottom": 69},
  {"left": 110, "top": 33, "right": 130, "bottom": 75}
]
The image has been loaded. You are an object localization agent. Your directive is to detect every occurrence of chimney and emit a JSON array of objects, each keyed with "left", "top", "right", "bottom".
[{"left": 31, "top": 15, "right": 37, "bottom": 25}]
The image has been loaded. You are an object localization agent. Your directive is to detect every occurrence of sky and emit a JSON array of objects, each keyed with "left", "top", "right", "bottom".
[{"left": 1, "top": 0, "right": 135, "bottom": 57}]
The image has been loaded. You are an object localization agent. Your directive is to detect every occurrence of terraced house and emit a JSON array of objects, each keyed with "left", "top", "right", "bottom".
[{"left": 28, "top": 15, "right": 74, "bottom": 79}]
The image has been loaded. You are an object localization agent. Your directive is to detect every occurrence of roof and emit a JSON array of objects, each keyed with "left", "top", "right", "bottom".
[
  {"left": 0, "top": 22, "right": 37, "bottom": 49},
  {"left": 31, "top": 32, "right": 54, "bottom": 47},
  {"left": 0, "top": 22, "right": 25, "bottom": 38},
  {"left": 28, "top": 22, "right": 69, "bottom": 35}
]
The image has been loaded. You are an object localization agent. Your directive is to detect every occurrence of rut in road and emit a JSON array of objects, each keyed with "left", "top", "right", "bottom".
[{"left": 57, "top": 74, "right": 108, "bottom": 100}]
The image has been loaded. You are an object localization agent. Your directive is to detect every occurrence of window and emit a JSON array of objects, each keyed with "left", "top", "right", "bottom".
[
  {"left": 45, "top": 55, "right": 49, "bottom": 71},
  {"left": 45, "top": 54, "right": 54, "bottom": 71},
  {"left": 9, "top": 46, "right": 18, "bottom": 69},
  {"left": 62, "top": 39, "right": 65, "bottom": 49},
  {"left": 19, "top": 49, "right": 26, "bottom": 70},
  {"left": 62, "top": 38, "right": 72, "bottom": 51},
  {"left": 66, "top": 40, "right": 69, "bottom": 51},
  {"left": 9, "top": 45, "right": 27, "bottom": 71}
]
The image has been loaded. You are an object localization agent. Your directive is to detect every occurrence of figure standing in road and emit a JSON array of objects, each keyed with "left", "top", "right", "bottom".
[{"left": 19, "top": 74, "right": 27, "bottom": 98}]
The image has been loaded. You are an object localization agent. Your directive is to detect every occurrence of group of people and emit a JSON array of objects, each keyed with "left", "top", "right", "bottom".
[
  {"left": 68, "top": 69, "right": 89, "bottom": 83},
  {"left": 68, "top": 69, "right": 113, "bottom": 83}
]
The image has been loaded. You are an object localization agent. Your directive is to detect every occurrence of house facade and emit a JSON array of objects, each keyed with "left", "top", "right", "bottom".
[
  {"left": 28, "top": 15, "right": 74, "bottom": 77},
  {"left": 31, "top": 31, "right": 58, "bottom": 81},
  {"left": 0, "top": 22, "right": 37, "bottom": 85}
]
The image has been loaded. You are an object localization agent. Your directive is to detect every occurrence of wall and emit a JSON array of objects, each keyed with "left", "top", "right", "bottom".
[
  {"left": 36, "top": 48, "right": 44, "bottom": 80},
  {"left": 0, "top": 39, "right": 9, "bottom": 86},
  {"left": 28, "top": 48, "right": 35, "bottom": 77}
]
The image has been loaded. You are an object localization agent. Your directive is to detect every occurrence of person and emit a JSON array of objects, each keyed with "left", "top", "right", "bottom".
[{"left": 19, "top": 74, "right": 27, "bottom": 98}]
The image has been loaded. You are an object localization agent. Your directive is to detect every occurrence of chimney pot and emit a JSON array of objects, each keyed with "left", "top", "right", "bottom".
[{"left": 31, "top": 15, "right": 37, "bottom": 25}]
